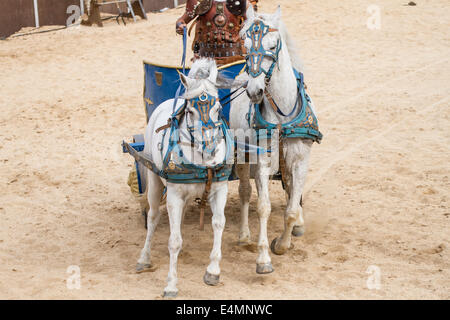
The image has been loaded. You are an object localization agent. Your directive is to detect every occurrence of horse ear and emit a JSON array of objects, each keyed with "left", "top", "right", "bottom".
[
  {"left": 246, "top": 3, "right": 255, "bottom": 20},
  {"left": 208, "top": 60, "right": 218, "bottom": 84},
  {"left": 178, "top": 71, "right": 194, "bottom": 88},
  {"left": 273, "top": 5, "right": 281, "bottom": 22}
]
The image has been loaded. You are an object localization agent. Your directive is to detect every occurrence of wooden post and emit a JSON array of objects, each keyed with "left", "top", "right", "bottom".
[
  {"left": 81, "top": 0, "right": 146, "bottom": 27},
  {"left": 132, "top": 0, "right": 147, "bottom": 20},
  {"left": 81, "top": 1, "right": 103, "bottom": 27}
]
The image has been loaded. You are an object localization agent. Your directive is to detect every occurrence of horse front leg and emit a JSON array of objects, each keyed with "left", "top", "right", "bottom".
[
  {"left": 236, "top": 164, "right": 252, "bottom": 245},
  {"left": 163, "top": 188, "right": 185, "bottom": 298},
  {"left": 136, "top": 171, "right": 164, "bottom": 273},
  {"left": 254, "top": 162, "right": 274, "bottom": 274},
  {"left": 204, "top": 182, "right": 227, "bottom": 286},
  {"left": 271, "top": 142, "right": 311, "bottom": 255}
]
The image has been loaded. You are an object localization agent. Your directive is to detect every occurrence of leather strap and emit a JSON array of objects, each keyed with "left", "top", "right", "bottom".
[
  {"left": 264, "top": 88, "right": 279, "bottom": 114},
  {"left": 277, "top": 123, "right": 289, "bottom": 197},
  {"left": 199, "top": 168, "right": 213, "bottom": 230},
  {"left": 156, "top": 103, "right": 187, "bottom": 134},
  {"left": 260, "top": 92, "right": 289, "bottom": 195},
  {"left": 155, "top": 119, "right": 172, "bottom": 133}
]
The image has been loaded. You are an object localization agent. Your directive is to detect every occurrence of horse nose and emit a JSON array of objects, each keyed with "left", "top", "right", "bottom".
[{"left": 246, "top": 89, "right": 264, "bottom": 99}]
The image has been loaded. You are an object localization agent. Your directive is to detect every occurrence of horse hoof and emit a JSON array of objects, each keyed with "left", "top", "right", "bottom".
[
  {"left": 256, "top": 263, "right": 274, "bottom": 274},
  {"left": 238, "top": 239, "right": 251, "bottom": 246},
  {"left": 203, "top": 271, "right": 220, "bottom": 286},
  {"left": 163, "top": 290, "right": 178, "bottom": 298},
  {"left": 136, "top": 263, "right": 157, "bottom": 273},
  {"left": 292, "top": 225, "right": 305, "bottom": 237},
  {"left": 270, "top": 237, "right": 287, "bottom": 255}
]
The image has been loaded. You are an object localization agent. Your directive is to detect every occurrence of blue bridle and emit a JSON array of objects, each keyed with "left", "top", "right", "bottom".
[
  {"left": 156, "top": 93, "right": 233, "bottom": 184},
  {"left": 245, "top": 20, "right": 282, "bottom": 83},
  {"left": 244, "top": 20, "right": 323, "bottom": 144},
  {"left": 185, "top": 92, "right": 223, "bottom": 154}
]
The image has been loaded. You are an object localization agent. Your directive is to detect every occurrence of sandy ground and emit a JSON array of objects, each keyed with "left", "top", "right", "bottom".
[{"left": 0, "top": 0, "right": 449, "bottom": 300}]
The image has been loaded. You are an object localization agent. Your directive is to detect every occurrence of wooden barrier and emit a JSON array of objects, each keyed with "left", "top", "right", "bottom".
[
  {"left": 81, "top": 0, "right": 147, "bottom": 27},
  {"left": 0, "top": 0, "right": 186, "bottom": 38}
]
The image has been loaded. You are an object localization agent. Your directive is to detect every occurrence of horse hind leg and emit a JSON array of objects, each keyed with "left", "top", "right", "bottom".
[
  {"left": 136, "top": 171, "right": 163, "bottom": 273},
  {"left": 271, "top": 181, "right": 303, "bottom": 255},
  {"left": 271, "top": 146, "right": 311, "bottom": 255},
  {"left": 282, "top": 179, "right": 304, "bottom": 237},
  {"left": 292, "top": 195, "right": 305, "bottom": 237}
]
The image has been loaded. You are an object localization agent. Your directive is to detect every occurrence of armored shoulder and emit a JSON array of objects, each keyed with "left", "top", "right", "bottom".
[
  {"left": 186, "top": 0, "right": 213, "bottom": 17},
  {"left": 226, "top": 0, "right": 247, "bottom": 16}
]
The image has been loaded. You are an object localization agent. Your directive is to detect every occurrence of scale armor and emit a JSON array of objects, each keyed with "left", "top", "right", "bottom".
[{"left": 179, "top": 0, "right": 258, "bottom": 65}]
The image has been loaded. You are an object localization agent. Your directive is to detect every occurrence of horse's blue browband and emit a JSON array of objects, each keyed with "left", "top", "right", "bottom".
[
  {"left": 252, "top": 69, "right": 323, "bottom": 143},
  {"left": 245, "top": 20, "right": 282, "bottom": 82},
  {"left": 186, "top": 92, "right": 223, "bottom": 154}
]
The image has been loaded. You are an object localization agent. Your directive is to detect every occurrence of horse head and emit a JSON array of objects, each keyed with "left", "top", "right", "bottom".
[
  {"left": 178, "top": 59, "right": 224, "bottom": 158},
  {"left": 242, "top": 6, "right": 283, "bottom": 104}
]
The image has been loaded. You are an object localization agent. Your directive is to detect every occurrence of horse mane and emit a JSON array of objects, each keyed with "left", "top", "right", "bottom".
[
  {"left": 188, "top": 58, "right": 214, "bottom": 80},
  {"left": 185, "top": 58, "right": 246, "bottom": 97},
  {"left": 278, "top": 20, "right": 304, "bottom": 73},
  {"left": 241, "top": 9, "right": 304, "bottom": 73}
]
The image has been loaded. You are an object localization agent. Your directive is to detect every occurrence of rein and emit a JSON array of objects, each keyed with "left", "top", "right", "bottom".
[{"left": 219, "top": 81, "right": 248, "bottom": 109}]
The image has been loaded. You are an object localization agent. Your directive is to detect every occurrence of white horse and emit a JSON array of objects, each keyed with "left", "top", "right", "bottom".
[
  {"left": 230, "top": 6, "right": 321, "bottom": 273},
  {"left": 136, "top": 59, "right": 231, "bottom": 298}
]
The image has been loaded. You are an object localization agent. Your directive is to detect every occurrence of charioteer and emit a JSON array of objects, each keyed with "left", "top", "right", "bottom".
[{"left": 175, "top": 0, "right": 259, "bottom": 65}]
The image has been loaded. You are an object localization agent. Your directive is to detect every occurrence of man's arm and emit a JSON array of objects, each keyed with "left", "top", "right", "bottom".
[{"left": 176, "top": 0, "right": 198, "bottom": 34}]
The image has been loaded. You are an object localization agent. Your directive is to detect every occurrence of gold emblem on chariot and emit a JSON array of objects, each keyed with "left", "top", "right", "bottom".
[
  {"left": 168, "top": 160, "right": 176, "bottom": 170},
  {"left": 155, "top": 71, "right": 163, "bottom": 86},
  {"left": 308, "top": 115, "right": 314, "bottom": 125}
]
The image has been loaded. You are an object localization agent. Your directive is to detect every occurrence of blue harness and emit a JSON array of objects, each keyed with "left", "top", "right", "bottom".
[
  {"left": 252, "top": 69, "right": 322, "bottom": 143},
  {"left": 128, "top": 92, "right": 233, "bottom": 184},
  {"left": 244, "top": 20, "right": 323, "bottom": 143},
  {"left": 159, "top": 95, "right": 233, "bottom": 184}
]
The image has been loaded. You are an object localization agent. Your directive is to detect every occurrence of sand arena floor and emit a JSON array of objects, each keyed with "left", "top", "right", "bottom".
[{"left": 0, "top": 0, "right": 448, "bottom": 299}]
